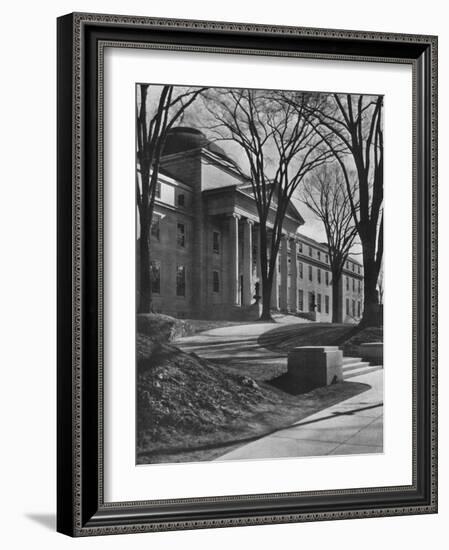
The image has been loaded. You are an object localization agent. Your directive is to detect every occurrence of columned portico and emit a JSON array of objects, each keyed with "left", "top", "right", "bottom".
[
  {"left": 228, "top": 213, "right": 240, "bottom": 305},
  {"left": 279, "top": 235, "right": 289, "bottom": 311},
  {"left": 289, "top": 238, "right": 297, "bottom": 312},
  {"left": 242, "top": 219, "right": 254, "bottom": 306}
]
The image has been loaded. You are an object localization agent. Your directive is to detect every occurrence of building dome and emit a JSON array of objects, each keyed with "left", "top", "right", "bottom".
[{"left": 163, "top": 127, "right": 235, "bottom": 165}]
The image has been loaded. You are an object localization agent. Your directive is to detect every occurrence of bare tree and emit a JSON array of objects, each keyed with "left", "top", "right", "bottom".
[
  {"left": 204, "top": 89, "right": 333, "bottom": 320},
  {"left": 302, "top": 165, "right": 358, "bottom": 322},
  {"left": 136, "top": 84, "right": 206, "bottom": 312},
  {"left": 302, "top": 94, "right": 384, "bottom": 327}
]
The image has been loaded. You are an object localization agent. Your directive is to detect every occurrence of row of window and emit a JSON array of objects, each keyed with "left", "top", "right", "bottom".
[
  {"left": 150, "top": 261, "right": 222, "bottom": 297},
  {"left": 150, "top": 261, "right": 186, "bottom": 297},
  {"left": 346, "top": 275, "right": 362, "bottom": 294},
  {"left": 297, "top": 290, "right": 330, "bottom": 314},
  {"left": 346, "top": 298, "right": 362, "bottom": 318},
  {"left": 151, "top": 218, "right": 223, "bottom": 256}
]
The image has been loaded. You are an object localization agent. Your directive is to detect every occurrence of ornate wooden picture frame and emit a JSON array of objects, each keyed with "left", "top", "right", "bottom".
[{"left": 57, "top": 12, "right": 437, "bottom": 536}]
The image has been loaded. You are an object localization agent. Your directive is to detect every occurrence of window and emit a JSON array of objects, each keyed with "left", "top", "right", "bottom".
[
  {"left": 352, "top": 278, "right": 356, "bottom": 292},
  {"left": 357, "top": 301, "right": 362, "bottom": 318},
  {"left": 177, "top": 193, "right": 185, "bottom": 207},
  {"left": 358, "top": 265, "right": 361, "bottom": 274},
  {"left": 325, "top": 271, "right": 329, "bottom": 286},
  {"left": 352, "top": 299, "right": 356, "bottom": 317},
  {"left": 309, "top": 246, "right": 313, "bottom": 257},
  {"left": 150, "top": 214, "right": 160, "bottom": 241},
  {"left": 325, "top": 295, "right": 329, "bottom": 314},
  {"left": 309, "top": 292, "right": 315, "bottom": 312},
  {"left": 317, "top": 293, "right": 322, "bottom": 313},
  {"left": 309, "top": 265, "right": 313, "bottom": 281},
  {"left": 346, "top": 261, "right": 349, "bottom": 269},
  {"left": 212, "top": 270, "right": 219, "bottom": 293},
  {"left": 176, "top": 265, "right": 186, "bottom": 297},
  {"left": 346, "top": 298, "right": 350, "bottom": 315},
  {"left": 155, "top": 181, "right": 161, "bottom": 198},
  {"left": 298, "top": 289, "right": 304, "bottom": 311},
  {"left": 177, "top": 223, "right": 185, "bottom": 247},
  {"left": 346, "top": 276, "right": 349, "bottom": 291},
  {"left": 317, "top": 250, "right": 321, "bottom": 261},
  {"left": 298, "top": 262, "right": 303, "bottom": 279},
  {"left": 317, "top": 268, "right": 321, "bottom": 284},
  {"left": 212, "top": 231, "right": 220, "bottom": 254},
  {"left": 150, "top": 260, "right": 161, "bottom": 294},
  {"left": 325, "top": 254, "right": 329, "bottom": 263},
  {"left": 298, "top": 241, "right": 303, "bottom": 253},
  {"left": 358, "top": 280, "right": 362, "bottom": 293}
]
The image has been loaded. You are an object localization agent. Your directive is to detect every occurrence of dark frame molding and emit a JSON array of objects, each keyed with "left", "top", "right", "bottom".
[{"left": 57, "top": 12, "right": 438, "bottom": 537}]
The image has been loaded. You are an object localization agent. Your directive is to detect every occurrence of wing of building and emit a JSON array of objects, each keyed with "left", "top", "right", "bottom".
[{"left": 137, "top": 127, "right": 364, "bottom": 323}]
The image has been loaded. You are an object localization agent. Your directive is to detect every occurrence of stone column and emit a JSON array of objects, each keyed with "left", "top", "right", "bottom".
[
  {"left": 289, "top": 238, "right": 297, "bottom": 312},
  {"left": 228, "top": 214, "right": 240, "bottom": 306},
  {"left": 242, "top": 219, "right": 254, "bottom": 306},
  {"left": 279, "top": 235, "right": 288, "bottom": 311}
]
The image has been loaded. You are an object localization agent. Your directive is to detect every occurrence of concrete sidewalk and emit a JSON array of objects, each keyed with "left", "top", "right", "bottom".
[{"left": 215, "top": 369, "right": 383, "bottom": 461}]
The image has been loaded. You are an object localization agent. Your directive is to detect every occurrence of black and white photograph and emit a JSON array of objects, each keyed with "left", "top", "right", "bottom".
[{"left": 135, "top": 84, "right": 384, "bottom": 465}]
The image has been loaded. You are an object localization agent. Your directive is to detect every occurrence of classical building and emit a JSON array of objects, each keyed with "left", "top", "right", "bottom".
[{"left": 137, "top": 127, "right": 364, "bottom": 322}]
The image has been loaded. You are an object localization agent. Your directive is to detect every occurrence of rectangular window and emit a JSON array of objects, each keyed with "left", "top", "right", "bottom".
[
  {"left": 150, "top": 214, "right": 160, "bottom": 241},
  {"left": 317, "top": 293, "right": 322, "bottom": 313},
  {"left": 177, "top": 223, "right": 185, "bottom": 247},
  {"left": 352, "top": 278, "right": 355, "bottom": 292},
  {"left": 298, "top": 262, "right": 303, "bottom": 279},
  {"left": 346, "top": 298, "right": 350, "bottom": 315},
  {"left": 176, "top": 265, "right": 186, "bottom": 297},
  {"left": 309, "top": 246, "right": 313, "bottom": 257},
  {"left": 309, "top": 265, "right": 313, "bottom": 281},
  {"left": 317, "top": 250, "right": 321, "bottom": 261},
  {"left": 325, "top": 271, "right": 329, "bottom": 286},
  {"left": 352, "top": 299, "right": 356, "bottom": 317},
  {"left": 358, "top": 280, "right": 362, "bottom": 293},
  {"left": 155, "top": 181, "right": 161, "bottom": 198},
  {"left": 317, "top": 268, "right": 321, "bottom": 284},
  {"left": 177, "top": 193, "right": 185, "bottom": 207},
  {"left": 346, "top": 276, "right": 350, "bottom": 291},
  {"left": 150, "top": 260, "right": 161, "bottom": 294},
  {"left": 212, "top": 270, "right": 219, "bottom": 293},
  {"left": 325, "top": 254, "right": 329, "bottom": 263},
  {"left": 358, "top": 265, "right": 361, "bottom": 274},
  {"left": 325, "top": 295, "right": 329, "bottom": 314},
  {"left": 298, "top": 241, "right": 303, "bottom": 253},
  {"left": 309, "top": 292, "right": 315, "bottom": 312},
  {"left": 352, "top": 263, "right": 355, "bottom": 272},
  {"left": 298, "top": 289, "right": 304, "bottom": 311},
  {"left": 212, "top": 231, "right": 220, "bottom": 254},
  {"left": 357, "top": 301, "right": 362, "bottom": 317}
]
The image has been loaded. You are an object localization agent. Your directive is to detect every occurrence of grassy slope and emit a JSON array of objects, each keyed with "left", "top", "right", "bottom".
[{"left": 136, "top": 325, "right": 368, "bottom": 464}]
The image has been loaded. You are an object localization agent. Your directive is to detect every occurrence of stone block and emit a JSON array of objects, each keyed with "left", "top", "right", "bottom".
[{"left": 287, "top": 346, "right": 343, "bottom": 393}]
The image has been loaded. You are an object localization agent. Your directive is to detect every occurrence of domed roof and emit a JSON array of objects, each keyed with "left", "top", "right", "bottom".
[{"left": 162, "top": 127, "right": 235, "bottom": 165}]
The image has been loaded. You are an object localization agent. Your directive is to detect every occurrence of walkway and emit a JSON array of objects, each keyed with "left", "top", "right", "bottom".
[
  {"left": 215, "top": 369, "right": 383, "bottom": 461},
  {"left": 175, "top": 315, "right": 306, "bottom": 372}
]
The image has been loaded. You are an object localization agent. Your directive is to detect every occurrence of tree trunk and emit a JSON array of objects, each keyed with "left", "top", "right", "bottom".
[
  {"left": 258, "top": 225, "right": 274, "bottom": 321},
  {"left": 138, "top": 220, "right": 152, "bottom": 313},
  {"left": 360, "top": 244, "right": 381, "bottom": 327},
  {"left": 331, "top": 274, "right": 341, "bottom": 323}
]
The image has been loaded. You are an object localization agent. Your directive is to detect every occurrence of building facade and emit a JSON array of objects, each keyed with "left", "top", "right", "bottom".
[{"left": 137, "top": 127, "right": 364, "bottom": 322}]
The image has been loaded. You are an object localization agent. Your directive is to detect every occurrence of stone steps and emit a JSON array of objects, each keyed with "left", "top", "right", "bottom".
[{"left": 343, "top": 363, "right": 383, "bottom": 379}]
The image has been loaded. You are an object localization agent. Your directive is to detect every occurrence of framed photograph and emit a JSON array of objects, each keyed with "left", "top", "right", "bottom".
[{"left": 57, "top": 12, "right": 438, "bottom": 536}]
